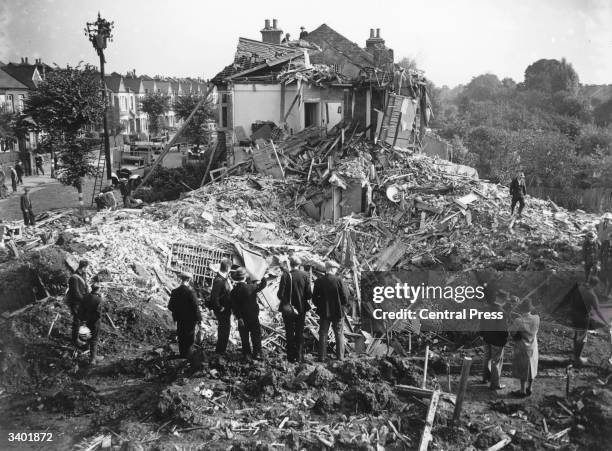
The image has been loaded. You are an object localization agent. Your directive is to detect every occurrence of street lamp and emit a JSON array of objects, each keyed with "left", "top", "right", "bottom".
[{"left": 85, "top": 12, "right": 114, "bottom": 181}]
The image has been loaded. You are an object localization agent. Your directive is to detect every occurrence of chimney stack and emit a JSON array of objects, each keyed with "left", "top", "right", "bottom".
[
  {"left": 261, "top": 18, "right": 283, "bottom": 44},
  {"left": 370, "top": 29, "right": 374, "bottom": 38},
  {"left": 376, "top": 28, "right": 380, "bottom": 38},
  {"left": 365, "top": 28, "right": 391, "bottom": 67},
  {"left": 25, "top": 57, "right": 28, "bottom": 64}
]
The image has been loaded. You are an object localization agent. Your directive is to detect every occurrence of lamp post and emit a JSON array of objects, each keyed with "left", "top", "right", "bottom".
[{"left": 85, "top": 12, "right": 114, "bottom": 181}]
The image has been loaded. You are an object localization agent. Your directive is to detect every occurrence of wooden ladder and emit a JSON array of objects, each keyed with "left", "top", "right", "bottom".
[{"left": 90, "top": 148, "right": 106, "bottom": 206}]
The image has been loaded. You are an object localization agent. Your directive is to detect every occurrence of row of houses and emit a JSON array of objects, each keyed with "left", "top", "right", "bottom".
[
  {"left": 0, "top": 57, "right": 209, "bottom": 153},
  {"left": 104, "top": 72, "right": 208, "bottom": 137}
]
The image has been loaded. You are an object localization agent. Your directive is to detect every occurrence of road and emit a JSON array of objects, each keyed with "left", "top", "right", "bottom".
[{"left": 0, "top": 162, "right": 97, "bottom": 222}]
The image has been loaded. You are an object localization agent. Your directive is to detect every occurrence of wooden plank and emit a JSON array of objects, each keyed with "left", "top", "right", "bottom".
[
  {"left": 418, "top": 390, "right": 441, "bottom": 451},
  {"left": 452, "top": 357, "right": 472, "bottom": 425},
  {"left": 373, "top": 240, "right": 408, "bottom": 271}
]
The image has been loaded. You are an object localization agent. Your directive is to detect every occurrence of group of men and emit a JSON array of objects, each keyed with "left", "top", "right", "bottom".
[{"left": 168, "top": 256, "right": 349, "bottom": 362}]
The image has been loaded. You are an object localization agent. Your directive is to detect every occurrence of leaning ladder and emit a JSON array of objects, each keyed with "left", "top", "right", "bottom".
[{"left": 90, "top": 148, "right": 106, "bottom": 206}]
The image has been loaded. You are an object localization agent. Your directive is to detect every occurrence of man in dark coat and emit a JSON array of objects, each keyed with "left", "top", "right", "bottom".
[
  {"left": 35, "top": 154, "right": 44, "bottom": 175},
  {"left": 80, "top": 284, "right": 104, "bottom": 365},
  {"left": 210, "top": 259, "right": 233, "bottom": 354},
  {"left": 14, "top": 161, "right": 23, "bottom": 184},
  {"left": 313, "top": 260, "right": 348, "bottom": 361},
  {"left": 509, "top": 171, "right": 526, "bottom": 217},
  {"left": 230, "top": 267, "right": 267, "bottom": 360},
  {"left": 168, "top": 272, "right": 202, "bottom": 358},
  {"left": 277, "top": 256, "right": 312, "bottom": 362},
  {"left": 569, "top": 277, "right": 611, "bottom": 366},
  {"left": 583, "top": 230, "right": 600, "bottom": 282},
  {"left": 20, "top": 187, "right": 36, "bottom": 226},
  {"left": 10, "top": 166, "right": 18, "bottom": 192},
  {"left": 67, "top": 260, "right": 90, "bottom": 345},
  {"left": 479, "top": 288, "right": 510, "bottom": 390}
]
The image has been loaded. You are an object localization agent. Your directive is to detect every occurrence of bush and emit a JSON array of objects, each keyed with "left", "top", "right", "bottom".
[{"left": 134, "top": 163, "right": 207, "bottom": 203}]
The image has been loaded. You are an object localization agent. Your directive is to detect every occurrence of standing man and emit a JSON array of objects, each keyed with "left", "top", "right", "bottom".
[
  {"left": 583, "top": 230, "right": 600, "bottom": 282},
  {"left": 570, "top": 277, "right": 612, "bottom": 366},
  {"left": 66, "top": 260, "right": 90, "bottom": 345},
  {"left": 20, "top": 187, "right": 36, "bottom": 226},
  {"left": 10, "top": 166, "right": 18, "bottom": 192},
  {"left": 35, "top": 154, "right": 44, "bottom": 175},
  {"left": 509, "top": 172, "right": 526, "bottom": 218},
  {"left": 230, "top": 267, "right": 268, "bottom": 360},
  {"left": 80, "top": 284, "right": 104, "bottom": 365},
  {"left": 277, "top": 256, "right": 312, "bottom": 363},
  {"left": 168, "top": 272, "right": 202, "bottom": 358},
  {"left": 0, "top": 164, "right": 7, "bottom": 198},
  {"left": 598, "top": 213, "right": 612, "bottom": 296},
  {"left": 479, "top": 290, "right": 510, "bottom": 390},
  {"left": 210, "top": 259, "right": 233, "bottom": 355},
  {"left": 14, "top": 161, "right": 24, "bottom": 185},
  {"left": 313, "top": 260, "right": 348, "bottom": 362}
]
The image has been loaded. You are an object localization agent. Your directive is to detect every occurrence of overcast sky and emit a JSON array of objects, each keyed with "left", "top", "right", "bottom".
[{"left": 1, "top": 0, "right": 610, "bottom": 87}]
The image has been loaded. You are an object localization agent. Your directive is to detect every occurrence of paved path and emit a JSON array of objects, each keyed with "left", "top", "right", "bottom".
[{"left": 0, "top": 162, "right": 96, "bottom": 222}]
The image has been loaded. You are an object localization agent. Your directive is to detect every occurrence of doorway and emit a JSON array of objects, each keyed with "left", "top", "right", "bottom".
[{"left": 304, "top": 102, "right": 320, "bottom": 128}]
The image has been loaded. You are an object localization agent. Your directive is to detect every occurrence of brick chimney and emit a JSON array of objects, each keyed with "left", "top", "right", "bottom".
[
  {"left": 365, "top": 28, "right": 385, "bottom": 52},
  {"left": 365, "top": 28, "right": 393, "bottom": 67},
  {"left": 261, "top": 18, "right": 283, "bottom": 45}
]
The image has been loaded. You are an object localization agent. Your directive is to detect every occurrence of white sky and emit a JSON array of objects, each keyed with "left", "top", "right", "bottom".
[{"left": 1, "top": 0, "right": 611, "bottom": 87}]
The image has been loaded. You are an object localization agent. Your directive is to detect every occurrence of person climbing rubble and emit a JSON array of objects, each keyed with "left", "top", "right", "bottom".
[
  {"left": 569, "top": 277, "right": 612, "bottom": 367},
  {"left": 79, "top": 283, "right": 104, "bottom": 365},
  {"left": 277, "top": 256, "right": 312, "bottom": 363},
  {"left": 66, "top": 259, "right": 90, "bottom": 346},
  {"left": 210, "top": 259, "right": 234, "bottom": 355},
  {"left": 230, "top": 267, "right": 268, "bottom": 361},
  {"left": 583, "top": 230, "right": 600, "bottom": 282},
  {"left": 509, "top": 172, "right": 526, "bottom": 218},
  {"left": 168, "top": 271, "right": 202, "bottom": 359},
  {"left": 313, "top": 260, "right": 348, "bottom": 362},
  {"left": 598, "top": 213, "right": 612, "bottom": 296}
]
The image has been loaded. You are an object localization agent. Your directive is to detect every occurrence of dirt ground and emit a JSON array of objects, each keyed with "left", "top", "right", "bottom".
[{"left": 1, "top": 283, "right": 611, "bottom": 450}]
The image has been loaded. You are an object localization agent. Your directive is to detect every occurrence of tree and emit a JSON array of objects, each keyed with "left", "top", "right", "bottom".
[
  {"left": 140, "top": 92, "right": 170, "bottom": 136},
  {"left": 524, "top": 58, "right": 579, "bottom": 95},
  {"left": 25, "top": 64, "right": 105, "bottom": 204},
  {"left": 173, "top": 93, "right": 215, "bottom": 149},
  {"left": 462, "top": 74, "right": 503, "bottom": 102},
  {"left": 593, "top": 97, "right": 612, "bottom": 126}
]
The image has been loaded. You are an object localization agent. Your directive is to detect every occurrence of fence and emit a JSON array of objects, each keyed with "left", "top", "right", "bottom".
[{"left": 528, "top": 186, "right": 612, "bottom": 213}]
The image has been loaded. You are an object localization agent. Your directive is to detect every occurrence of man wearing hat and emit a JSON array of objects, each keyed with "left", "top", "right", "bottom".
[
  {"left": 80, "top": 283, "right": 104, "bottom": 365},
  {"left": 313, "top": 260, "right": 348, "bottom": 361},
  {"left": 583, "top": 230, "right": 600, "bottom": 282},
  {"left": 509, "top": 171, "right": 527, "bottom": 218},
  {"left": 168, "top": 272, "right": 202, "bottom": 358},
  {"left": 210, "top": 259, "right": 233, "bottom": 354},
  {"left": 230, "top": 267, "right": 268, "bottom": 360},
  {"left": 277, "top": 256, "right": 312, "bottom": 363},
  {"left": 67, "top": 259, "right": 90, "bottom": 345},
  {"left": 299, "top": 26, "right": 308, "bottom": 39}
]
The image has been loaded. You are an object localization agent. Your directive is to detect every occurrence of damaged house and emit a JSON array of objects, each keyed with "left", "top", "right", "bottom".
[{"left": 210, "top": 19, "right": 433, "bottom": 221}]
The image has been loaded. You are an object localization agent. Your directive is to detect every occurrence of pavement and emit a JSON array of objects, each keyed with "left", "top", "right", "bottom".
[{"left": 0, "top": 162, "right": 96, "bottom": 222}]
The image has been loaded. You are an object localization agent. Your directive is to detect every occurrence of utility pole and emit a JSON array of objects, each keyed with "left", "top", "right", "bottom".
[{"left": 85, "top": 12, "right": 114, "bottom": 180}]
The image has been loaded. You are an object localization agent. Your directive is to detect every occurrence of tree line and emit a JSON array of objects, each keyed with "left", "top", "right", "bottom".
[{"left": 421, "top": 58, "right": 612, "bottom": 198}]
